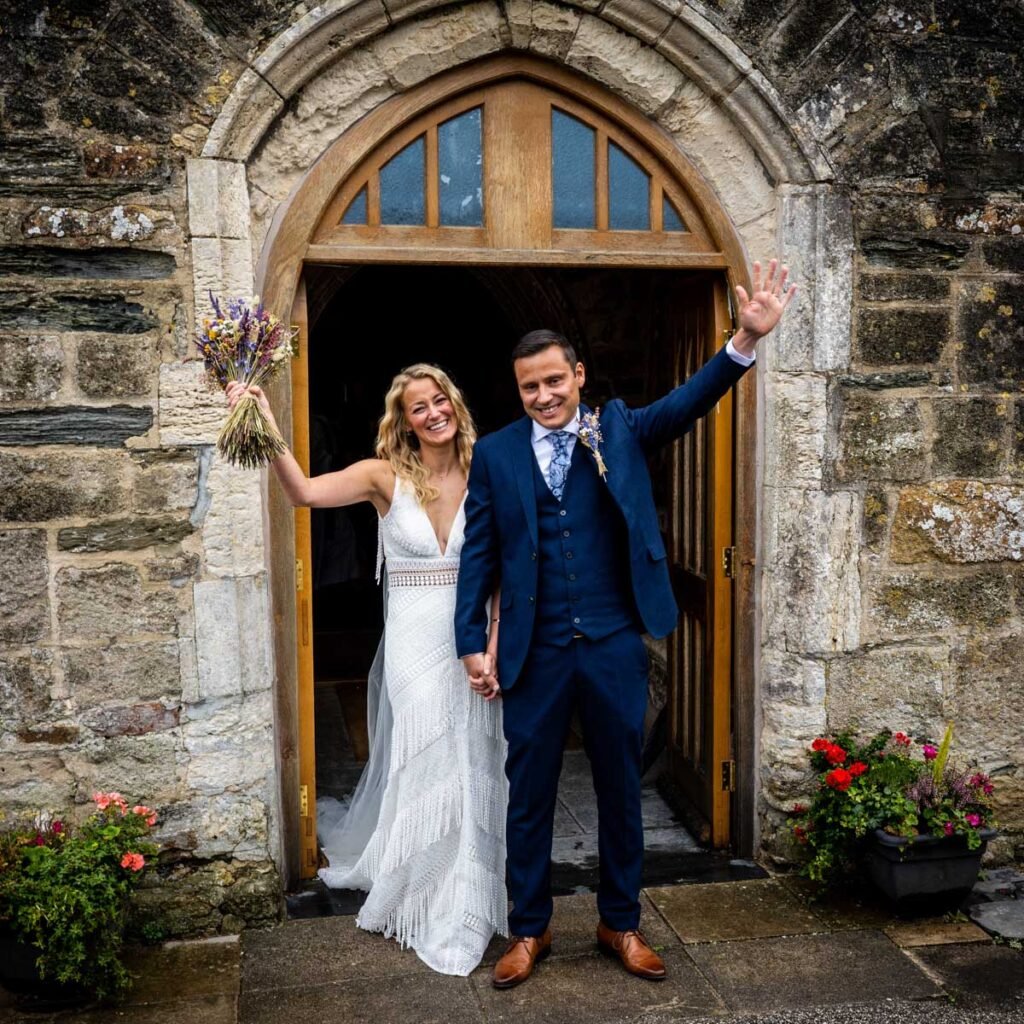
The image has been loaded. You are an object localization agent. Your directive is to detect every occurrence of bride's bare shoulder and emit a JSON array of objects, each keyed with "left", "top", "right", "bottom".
[{"left": 365, "top": 459, "right": 396, "bottom": 513}]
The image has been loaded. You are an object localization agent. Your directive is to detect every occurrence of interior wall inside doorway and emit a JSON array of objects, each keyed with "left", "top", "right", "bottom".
[{"left": 305, "top": 263, "right": 704, "bottom": 801}]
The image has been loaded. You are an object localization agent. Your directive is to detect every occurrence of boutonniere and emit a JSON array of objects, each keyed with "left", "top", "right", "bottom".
[{"left": 578, "top": 409, "right": 608, "bottom": 480}]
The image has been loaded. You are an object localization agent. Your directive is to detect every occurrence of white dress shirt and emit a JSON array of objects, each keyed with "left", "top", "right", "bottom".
[{"left": 530, "top": 340, "right": 754, "bottom": 487}]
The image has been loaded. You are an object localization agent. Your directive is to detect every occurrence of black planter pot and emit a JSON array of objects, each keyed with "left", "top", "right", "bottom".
[
  {"left": 866, "top": 828, "right": 997, "bottom": 909},
  {"left": 0, "top": 924, "right": 91, "bottom": 1009}
]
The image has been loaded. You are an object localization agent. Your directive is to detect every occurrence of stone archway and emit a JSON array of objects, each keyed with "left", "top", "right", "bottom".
[{"left": 182, "top": 0, "right": 856, "bottom": 882}]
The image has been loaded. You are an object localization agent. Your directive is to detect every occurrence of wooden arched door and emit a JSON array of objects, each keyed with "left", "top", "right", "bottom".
[{"left": 264, "top": 56, "right": 751, "bottom": 880}]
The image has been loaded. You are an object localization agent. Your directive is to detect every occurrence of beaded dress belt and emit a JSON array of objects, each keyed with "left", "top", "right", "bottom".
[{"left": 386, "top": 557, "right": 460, "bottom": 588}]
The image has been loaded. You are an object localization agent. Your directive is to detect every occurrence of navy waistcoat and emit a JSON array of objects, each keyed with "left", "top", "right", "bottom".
[{"left": 532, "top": 443, "right": 638, "bottom": 645}]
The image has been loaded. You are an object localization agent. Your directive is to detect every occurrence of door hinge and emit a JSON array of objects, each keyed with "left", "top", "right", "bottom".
[
  {"left": 722, "top": 545, "right": 737, "bottom": 578},
  {"left": 295, "top": 558, "right": 304, "bottom": 592},
  {"left": 721, "top": 760, "right": 736, "bottom": 792},
  {"left": 299, "top": 783, "right": 309, "bottom": 817}
]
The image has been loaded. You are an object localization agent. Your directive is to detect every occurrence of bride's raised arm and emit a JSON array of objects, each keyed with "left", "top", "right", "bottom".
[{"left": 226, "top": 381, "right": 393, "bottom": 513}]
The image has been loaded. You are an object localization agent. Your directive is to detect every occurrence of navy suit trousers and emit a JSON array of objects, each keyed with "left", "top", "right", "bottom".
[{"left": 501, "top": 626, "right": 649, "bottom": 936}]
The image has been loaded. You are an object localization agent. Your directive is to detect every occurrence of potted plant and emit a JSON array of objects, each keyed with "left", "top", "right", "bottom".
[
  {"left": 791, "top": 725, "right": 997, "bottom": 906},
  {"left": 0, "top": 791, "right": 159, "bottom": 1005}
]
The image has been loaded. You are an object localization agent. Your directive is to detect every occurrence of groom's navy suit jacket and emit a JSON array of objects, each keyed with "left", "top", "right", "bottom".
[{"left": 455, "top": 346, "right": 749, "bottom": 689}]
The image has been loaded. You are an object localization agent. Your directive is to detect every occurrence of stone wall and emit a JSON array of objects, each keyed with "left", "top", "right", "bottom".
[
  {"left": 0, "top": 0, "right": 1021, "bottom": 933},
  {"left": 735, "top": 0, "right": 1024, "bottom": 864},
  {"left": 0, "top": 0, "right": 285, "bottom": 936}
]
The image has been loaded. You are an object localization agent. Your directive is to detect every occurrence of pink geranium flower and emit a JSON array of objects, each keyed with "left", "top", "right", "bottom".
[
  {"left": 922, "top": 744, "right": 938, "bottom": 761},
  {"left": 120, "top": 852, "right": 146, "bottom": 871},
  {"left": 132, "top": 805, "right": 158, "bottom": 827},
  {"left": 966, "top": 813, "right": 982, "bottom": 828},
  {"left": 93, "top": 791, "right": 128, "bottom": 813},
  {"left": 943, "top": 821, "right": 955, "bottom": 836}
]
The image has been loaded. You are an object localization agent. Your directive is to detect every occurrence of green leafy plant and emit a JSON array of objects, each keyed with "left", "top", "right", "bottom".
[
  {"left": 0, "top": 792, "right": 159, "bottom": 1001},
  {"left": 790, "top": 726, "right": 996, "bottom": 886}
]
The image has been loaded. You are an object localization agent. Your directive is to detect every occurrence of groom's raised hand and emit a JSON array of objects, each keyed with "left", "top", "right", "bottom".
[{"left": 730, "top": 258, "right": 797, "bottom": 359}]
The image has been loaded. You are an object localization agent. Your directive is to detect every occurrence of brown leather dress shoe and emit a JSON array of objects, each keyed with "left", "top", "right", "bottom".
[
  {"left": 596, "top": 922, "right": 666, "bottom": 980},
  {"left": 492, "top": 929, "right": 552, "bottom": 989}
]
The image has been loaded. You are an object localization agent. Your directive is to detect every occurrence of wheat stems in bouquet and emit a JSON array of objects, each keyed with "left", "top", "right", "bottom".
[{"left": 195, "top": 293, "right": 297, "bottom": 469}]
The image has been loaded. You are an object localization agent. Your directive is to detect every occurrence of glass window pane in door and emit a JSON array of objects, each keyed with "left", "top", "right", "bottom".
[
  {"left": 551, "top": 108, "right": 595, "bottom": 229},
  {"left": 663, "top": 196, "right": 686, "bottom": 232},
  {"left": 608, "top": 142, "right": 649, "bottom": 230},
  {"left": 341, "top": 187, "right": 367, "bottom": 225},
  {"left": 380, "top": 136, "right": 426, "bottom": 225},
  {"left": 439, "top": 107, "right": 483, "bottom": 227}
]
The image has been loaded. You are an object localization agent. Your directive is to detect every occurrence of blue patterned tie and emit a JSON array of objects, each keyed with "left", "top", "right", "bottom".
[{"left": 548, "top": 430, "right": 572, "bottom": 500}]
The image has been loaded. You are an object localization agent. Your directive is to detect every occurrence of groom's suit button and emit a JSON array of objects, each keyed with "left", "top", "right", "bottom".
[
  {"left": 565, "top": 551, "right": 573, "bottom": 559},
  {"left": 562, "top": 530, "right": 570, "bottom": 537},
  {"left": 559, "top": 509, "right": 567, "bottom": 517},
  {"left": 531, "top": 551, "right": 537, "bottom": 560},
  {"left": 573, "top": 617, "right": 581, "bottom": 625},
  {"left": 569, "top": 574, "right": 576, "bottom": 580},
  {"left": 529, "top": 596, "right": 535, "bottom": 603}
]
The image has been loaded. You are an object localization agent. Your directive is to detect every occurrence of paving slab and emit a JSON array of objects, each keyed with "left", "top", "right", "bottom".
[
  {"left": 971, "top": 901, "right": 1024, "bottom": 940},
  {"left": 0, "top": 938, "right": 239, "bottom": 1024},
  {"left": 686, "top": 930, "right": 942, "bottom": 1012},
  {"left": 58, "top": 995, "right": 237, "bottom": 1024},
  {"left": 121, "top": 937, "right": 240, "bottom": 1003},
  {"left": 239, "top": 973, "right": 482, "bottom": 1024},
  {"left": 912, "top": 942, "right": 1024, "bottom": 1011},
  {"left": 885, "top": 919, "right": 991, "bottom": 947},
  {"left": 240, "top": 914, "right": 432, "bottom": 992},
  {"left": 469, "top": 949, "right": 725, "bottom": 1023},
  {"left": 658, "top": 1005, "right": 1024, "bottom": 1024},
  {"left": 782, "top": 877, "right": 897, "bottom": 931},
  {"left": 647, "top": 879, "right": 822, "bottom": 943}
]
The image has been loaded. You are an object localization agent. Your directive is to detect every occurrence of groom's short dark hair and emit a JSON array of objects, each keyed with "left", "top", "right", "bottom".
[{"left": 511, "top": 329, "right": 578, "bottom": 368}]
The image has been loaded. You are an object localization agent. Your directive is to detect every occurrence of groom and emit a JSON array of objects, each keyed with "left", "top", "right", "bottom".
[{"left": 455, "top": 260, "right": 795, "bottom": 988}]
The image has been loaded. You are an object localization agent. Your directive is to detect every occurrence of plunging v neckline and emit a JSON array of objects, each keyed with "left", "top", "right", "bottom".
[{"left": 421, "top": 491, "right": 467, "bottom": 557}]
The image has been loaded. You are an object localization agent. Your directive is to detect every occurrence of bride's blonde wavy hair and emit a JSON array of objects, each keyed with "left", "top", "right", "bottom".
[{"left": 375, "top": 364, "right": 476, "bottom": 506}]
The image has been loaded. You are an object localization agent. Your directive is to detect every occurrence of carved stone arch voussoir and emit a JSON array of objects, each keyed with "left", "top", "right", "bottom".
[{"left": 203, "top": 0, "right": 831, "bottom": 188}]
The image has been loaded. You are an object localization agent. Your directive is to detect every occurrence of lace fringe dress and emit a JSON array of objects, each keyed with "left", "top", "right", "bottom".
[{"left": 318, "top": 477, "right": 508, "bottom": 976}]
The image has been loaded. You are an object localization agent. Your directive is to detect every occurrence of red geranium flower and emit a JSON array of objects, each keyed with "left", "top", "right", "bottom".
[
  {"left": 825, "top": 768, "right": 853, "bottom": 791},
  {"left": 849, "top": 761, "right": 868, "bottom": 777},
  {"left": 824, "top": 744, "right": 847, "bottom": 765},
  {"left": 811, "top": 738, "right": 830, "bottom": 752}
]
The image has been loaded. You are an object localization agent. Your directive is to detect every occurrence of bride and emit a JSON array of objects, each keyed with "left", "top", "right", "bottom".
[{"left": 226, "top": 364, "right": 508, "bottom": 976}]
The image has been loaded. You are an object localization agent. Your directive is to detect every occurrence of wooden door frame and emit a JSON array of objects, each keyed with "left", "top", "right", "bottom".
[{"left": 257, "top": 53, "right": 760, "bottom": 885}]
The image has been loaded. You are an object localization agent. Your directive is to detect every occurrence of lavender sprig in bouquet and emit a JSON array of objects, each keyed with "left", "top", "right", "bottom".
[{"left": 195, "top": 293, "right": 297, "bottom": 469}]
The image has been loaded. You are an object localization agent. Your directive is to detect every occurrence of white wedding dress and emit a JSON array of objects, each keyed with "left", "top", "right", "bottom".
[{"left": 317, "top": 476, "right": 508, "bottom": 975}]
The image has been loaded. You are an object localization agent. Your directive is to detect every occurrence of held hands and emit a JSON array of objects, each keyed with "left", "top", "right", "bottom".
[
  {"left": 463, "top": 652, "right": 501, "bottom": 702},
  {"left": 731, "top": 258, "right": 798, "bottom": 357}
]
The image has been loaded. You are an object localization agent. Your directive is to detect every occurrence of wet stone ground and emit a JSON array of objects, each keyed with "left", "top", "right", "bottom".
[{"left": 3, "top": 874, "right": 1024, "bottom": 1024}]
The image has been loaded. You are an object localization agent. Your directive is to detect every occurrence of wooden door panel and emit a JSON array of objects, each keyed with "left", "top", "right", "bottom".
[
  {"left": 291, "top": 278, "right": 319, "bottom": 879},
  {"left": 666, "top": 276, "right": 733, "bottom": 847}
]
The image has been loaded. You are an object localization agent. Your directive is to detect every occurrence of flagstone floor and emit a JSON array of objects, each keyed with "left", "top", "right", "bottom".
[{"left": 4, "top": 876, "right": 1024, "bottom": 1024}]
